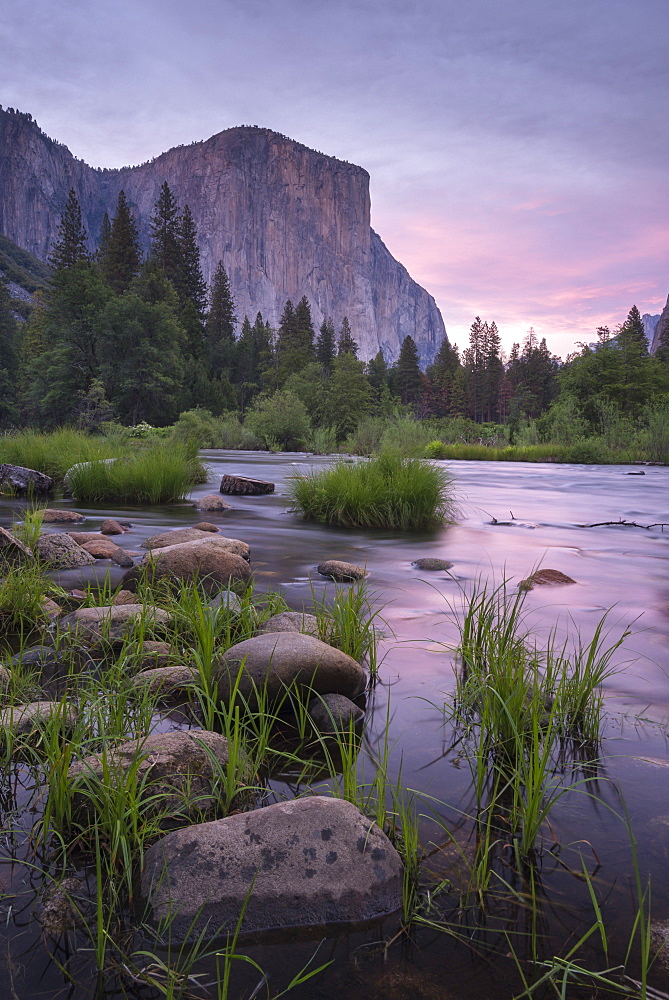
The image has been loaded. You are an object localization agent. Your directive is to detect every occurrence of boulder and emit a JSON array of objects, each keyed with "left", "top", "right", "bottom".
[
  {"left": 0, "top": 666, "right": 10, "bottom": 699},
  {"left": 57, "top": 604, "right": 172, "bottom": 643},
  {"left": 40, "top": 876, "right": 90, "bottom": 936},
  {"left": 130, "top": 640, "right": 173, "bottom": 668},
  {"left": 140, "top": 796, "right": 402, "bottom": 941},
  {"left": 411, "top": 557, "right": 453, "bottom": 571},
  {"left": 208, "top": 590, "right": 244, "bottom": 616},
  {"left": 81, "top": 538, "right": 123, "bottom": 559},
  {"left": 123, "top": 537, "right": 251, "bottom": 593},
  {"left": 35, "top": 533, "right": 96, "bottom": 569},
  {"left": 68, "top": 730, "right": 236, "bottom": 823},
  {"left": 213, "top": 633, "right": 365, "bottom": 706},
  {"left": 519, "top": 569, "right": 577, "bottom": 591},
  {"left": 259, "top": 611, "right": 320, "bottom": 637},
  {"left": 131, "top": 665, "right": 201, "bottom": 698},
  {"left": 112, "top": 589, "right": 139, "bottom": 606},
  {"left": 193, "top": 522, "right": 219, "bottom": 532},
  {"left": 143, "top": 527, "right": 236, "bottom": 550},
  {"left": 309, "top": 693, "right": 364, "bottom": 734},
  {"left": 109, "top": 546, "right": 135, "bottom": 568},
  {"left": 40, "top": 509, "right": 86, "bottom": 523},
  {"left": 41, "top": 597, "right": 63, "bottom": 618},
  {"left": 220, "top": 474, "right": 275, "bottom": 496},
  {"left": 194, "top": 494, "right": 232, "bottom": 511},
  {"left": 100, "top": 518, "right": 129, "bottom": 535},
  {"left": 0, "top": 701, "right": 78, "bottom": 737},
  {"left": 67, "top": 532, "right": 105, "bottom": 544},
  {"left": 317, "top": 560, "right": 367, "bottom": 582},
  {"left": 0, "top": 463, "right": 54, "bottom": 494},
  {"left": 0, "top": 526, "right": 33, "bottom": 566}
]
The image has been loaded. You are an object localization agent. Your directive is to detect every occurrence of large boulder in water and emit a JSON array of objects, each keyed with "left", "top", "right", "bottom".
[
  {"left": 35, "top": 533, "right": 96, "bottom": 569},
  {"left": 317, "top": 560, "right": 367, "bottom": 582},
  {"left": 143, "top": 527, "right": 225, "bottom": 550},
  {"left": 123, "top": 536, "right": 251, "bottom": 592},
  {"left": 213, "top": 632, "right": 365, "bottom": 706},
  {"left": 140, "top": 795, "right": 402, "bottom": 941},
  {"left": 0, "top": 463, "right": 54, "bottom": 494}
]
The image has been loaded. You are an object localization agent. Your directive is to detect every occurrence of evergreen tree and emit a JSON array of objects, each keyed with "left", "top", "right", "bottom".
[
  {"left": 276, "top": 296, "right": 316, "bottom": 383},
  {"left": 316, "top": 318, "right": 336, "bottom": 376},
  {"left": 98, "top": 212, "right": 112, "bottom": 263},
  {"left": 0, "top": 282, "right": 19, "bottom": 426},
  {"left": 482, "top": 320, "right": 503, "bottom": 421},
  {"left": 461, "top": 317, "right": 487, "bottom": 421},
  {"left": 337, "top": 316, "right": 358, "bottom": 357},
  {"left": 206, "top": 260, "right": 236, "bottom": 377},
  {"left": 426, "top": 337, "right": 460, "bottom": 416},
  {"left": 177, "top": 205, "right": 207, "bottom": 317},
  {"left": 319, "top": 353, "right": 373, "bottom": 439},
  {"left": 99, "top": 190, "right": 142, "bottom": 294},
  {"left": 149, "top": 181, "right": 182, "bottom": 288},
  {"left": 394, "top": 335, "right": 423, "bottom": 405},
  {"left": 49, "top": 189, "right": 88, "bottom": 270}
]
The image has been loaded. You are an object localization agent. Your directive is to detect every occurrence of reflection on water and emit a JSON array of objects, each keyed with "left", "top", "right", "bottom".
[{"left": 1, "top": 452, "right": 668, "bottom": 999}]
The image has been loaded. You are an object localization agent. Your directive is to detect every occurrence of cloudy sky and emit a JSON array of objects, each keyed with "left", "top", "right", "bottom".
[{"left": 2, "top": 0, "right": 668, "bottom": 356}]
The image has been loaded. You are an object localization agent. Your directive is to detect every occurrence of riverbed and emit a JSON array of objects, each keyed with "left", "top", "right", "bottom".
[{"left": 1, "top": 452, "right": 668, "bottom": 999}]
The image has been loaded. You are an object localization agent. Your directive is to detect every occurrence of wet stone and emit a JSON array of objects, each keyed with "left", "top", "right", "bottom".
[
  {"left": 259, "top": 611, "right": 320, "bottom": 637},
  {"left": 308, "top": 693, "right": 364, "bottom": 734},
  {"left": 317, "top": 559, "right": 367, "bottom": 582},
  {"left": 40, "top": 509, "right": 86, "bottom": 523},
  {"left": 412, "top": 558, "right": 453, "bottom": 571},
  {"left": 519, "top": 569, "right": 577, "bottom": 591},
  {"left": 194, "top": 494, "right": 232, "bottom": 511},
  {"left": 0, "top": 701, "right": 78, "bottom": 737}
]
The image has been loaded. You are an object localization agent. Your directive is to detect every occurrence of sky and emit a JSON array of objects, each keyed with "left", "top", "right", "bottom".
[{"left": 1, "top": 0, "right": 668, "bottom": 358}]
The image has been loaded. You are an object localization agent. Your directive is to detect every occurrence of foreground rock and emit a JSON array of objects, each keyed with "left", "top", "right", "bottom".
[
  {"left": 412, "top": 557, "right": 453, "bottom": 571},
  {"left": 40, "top": 509, "right": 86, "bottom": 523},
  {"left": 141, "top": 796, "right": 402, "bottom": 940},
  {"left": 123, "top": 537, "right": 251, "bottom": 593},
  {"left": 259, "top": 611, "right": 320, "bottom": 637},
  {"left": 194, "top": 494, "right": 232, "bottom": 511},
  {"left": 214, "top": 633, "right": 365, "bottom": 705},
  {"left": 143, "top": 527, "right": 223, "bottom": 550},
  {"left": 81, "top": 537, "right": 124, "bottom": 559},
  {"left": 193, "top": 522, "right": 219, "bottom": 532},
  {"left": 220, "top": 474, "right": 275, "bottom": 496},
  {"left": 68, "top": 730, "right": 236, "bottom": 823},
  {"left": 132, "top": 666, "right": 201, "bottom": 699},
  {"left": 0, "top": 463, "right": 54, "bottom": 494},
  {"left": 317, "top": 559, "right": 367, "bottom": 582},
  {"left": 100, "top": 518, "right": 130, "bottom": 535},
  {"left": 57, "top": 604, "right": 171, "bottom": 643},
  {"left": 309, "top": 693, "right": 364, "bottom": 734},
  {"left": 519, "top": 569, "right": 577, "bottom": 591},
  {"left": 0, "top": 526, "right": 33, "bottom": 566},
  {"left": 0, "top": 701, "right": 78, "bottom": 737},
  {"left": 35, "top": 533, "right": 96, "bottom": 569}
]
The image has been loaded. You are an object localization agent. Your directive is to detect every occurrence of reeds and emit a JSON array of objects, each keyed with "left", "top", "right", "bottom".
[
  {"left": 66, "top": 440, "right": 200, "bottom": 503},
  {"left": 288, "top": 452, "right": 455, "bottom": 529}
]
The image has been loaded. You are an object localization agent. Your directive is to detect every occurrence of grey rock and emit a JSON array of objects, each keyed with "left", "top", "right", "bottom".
[
  {"left": 259, "top": 611, "right": 320, "bottom": 637},
  {"left": 35, "top": 533, "right": 96, "bottom": 569},
  {"left": 0, "top": 700, "right": 78, "bottom": 737},
  {"left": 100, "top": 518, "right": 127, "bottom": 535},
  {"left": 651, "top": 292, "right": 669, "bottom": 355},
  {"left": 0, "top": 463, "right": 54, "bottom": 494},
  {"left": 412, "top": 557, "right": 453, "bottom": 571},
  {"left": 317, "top": 559, "right": 367, "bottom": 582},
  {"left": 109, "top": 546, "right": 135, "bottom": 568},
  {"left": 519, "top": 569, "right": 577, "bottom": 591},
  {"left": 192, "top": 522, "right": 219, "bottom": 532},
  {"left": 0, "top": 526, "right": 33, "bottom": 566},
  {"left": 57, "top": 604, "right": 172, "bottom": 643},
  {"left": 208, "top": 590, "right": 244, "bottom": 615},
  {"left": 309, "top": 693, "right": 364, "bottom": 734},
  {"left": 123, "top": 537, "right": 251, "bottom": 593},
  {"left": 40, "top": 509, "right": 86, "bottom": 523},
  {"left": 193, "top": 495, "right": 231, "bottom": 511},
  {"left": 213, "top": 632, "right": 365, "bottom": 706},
  {"left": 143, "top": 527, "right": 227, "bottom": 550},
  {"left": 131, "top": 665, "right": 201, "bottom": 699},
  {"left": 220, "top": 474, "right": 275, "bottom": 496},
  {"left": 140, "top": 795, "right": 402, "bottom": 940},
  {"left": 40, "top": 876, "right": 89, "bottom": 936},
  {"left": 0, "top": 666, "right": 10, "bottom": 699},
  {"left": 0, "top": 111, "right": 446, "bottom": 365},
  {"left": 68, "top": 730, "right": 236, "bottom": 823}
]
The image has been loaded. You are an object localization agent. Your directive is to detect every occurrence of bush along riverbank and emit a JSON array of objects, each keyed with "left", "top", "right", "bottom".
[{"left": 0, "top": 506, "right": 664, "bottom": 999}]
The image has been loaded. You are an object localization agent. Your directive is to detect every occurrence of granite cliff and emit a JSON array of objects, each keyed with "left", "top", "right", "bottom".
[
  {"left": 0, "top": 108, "right": 446, "bottom": 363},
  {"left": 650, "top": 296, "right": 668, "bottom": 355}
]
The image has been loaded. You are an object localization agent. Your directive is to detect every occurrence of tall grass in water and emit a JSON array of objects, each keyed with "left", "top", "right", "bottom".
[
  {"left": 289, "top": 452, "right": 455, "bottom": 529},
  {"left": 67, "top": 441, "right": 200, "bottom": 503},
  {"left": 0, "top": 427, "right": 121, "bottom": 480}
]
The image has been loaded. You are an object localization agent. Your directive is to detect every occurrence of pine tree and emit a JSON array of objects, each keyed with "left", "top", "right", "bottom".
[
  {"left": 337, "top": 316, "right": 358, "bottom": 357},
  {"left": 276, "top": 296, "right": 316, "bottom": 383},
  {"left": 462, "top": 316, "right": 487, "bottom": 421},
  {"left": 316, "top": 318, "right": 336, "bottom": 376},
  {"left": 149, "top": 181, "right": 182, "bottom": 288},
  {"left": 177, "top": 205, "right": 207, "bottom": 317},
  {"left": 99, "top": 190, "right": 142, "bottom": 294},
  {"left": 426, "top": 337, "right": 460, "bottom": 416},
  {"left": 49, "top": 189, "right": 88, "bottom": 270},
  {"left": 395, "top": 335, "right": 423, "bottom": 405},
  {"left": 98, "top": 212, "right": 112, "bottom": 263},
  {"left": 482, "top": 320, "right": 503, "bottom": 421},
  {"left": 0, "top": 282, "right": 19, "bottom": 426},
  {"left": 205, "top": 261, "right": 236, "bottom": 377}
]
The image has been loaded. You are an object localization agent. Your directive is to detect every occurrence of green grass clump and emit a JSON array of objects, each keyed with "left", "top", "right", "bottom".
[
  {"left": 0, "top": 427, "right": 122, "bottom": 481},
  {"left": 66, "top": 441, "right": 201, "bottom": 504},
  {"left": 289, "top": 452, "right": 455, "bottom": 529}
]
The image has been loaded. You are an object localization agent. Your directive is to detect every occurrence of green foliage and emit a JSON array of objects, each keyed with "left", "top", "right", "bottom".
[
  {"left": 66, "top": 440, "right": 200, "bottom": 503},
  {"left": 393, "top": 334, "right": 423, "bottom": 405},
  {"left": 171, "top": 407, "right": 261, "bottom": 449},
  {"left": 48, "top": 189, "right": 89, "bottom": 270},
  {"left": 316, "top": 317, "right": 336, "bottom": 376},
  {"left": 206, "top": 260, "right": 236, "bottom": 378},
  {"left": 318, "top": 353, "right": 374, "bottom": 440},
  {"left": 276, "top": 296, "right": 316, "bottom": 383},
  {"left": 98, "top": 190, "right": 142, "bottom": 294},
  {"left": 337, "top": 316, "right": 358, "bottom": 357},
  {"left": 0, "top": 427, "right": 121, "bottom": 480},
  {"left": 245, "top": 389, "right": 311, "bottom": 450},
  {"left": 289, "top": 452, "right": 454, "bottom": 529}
]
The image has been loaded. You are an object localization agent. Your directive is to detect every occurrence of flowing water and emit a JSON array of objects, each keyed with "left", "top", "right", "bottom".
[{"left": 1, "top": 452, "right": 668, "bottom": 999}]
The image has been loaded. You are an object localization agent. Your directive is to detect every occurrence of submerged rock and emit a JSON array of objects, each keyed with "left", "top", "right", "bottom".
[
  {"left": 35, "top": 533, "right": 96, "bottom": 569},
  {"left": 411, "top": 557, "right": 453, "bottom": 571},
  {"left": 131, "top": 665, "right": 201, "bottom": 699},
  {"left": 142, "top": 527, "right": 223, "bottom": 549},
  {"left": 141, "top": 795, "right": 402, "bottom": 941},
  {"left": 220, "top": 474, "right": 275, "bottom": 496},
  {"left": 317, "top": 559, "right": 367, "bottom": 582},
  {"left": 40, "top": 876, "right": 90, "bottom": 937},
  {"left": 519, "top": 569, "right": 577, "bottom": 591},
  {"left": 194, "top": 494, "right": 232, "bottom": 511},
  {"left": 213, "top": 632, "right": 365, "bottom": 706},
  {"left": 0, "top": 463, "right": 54, "bottom": 494},
  {"left": 309, "top": 693, "right": 364, "bottom": 734},
  {"left": 40, "top": 509, "right": 86, "bottom": 523},
  {"left": 100, "top": 518, "right": 130, "bottom": 534},
  {"left": 259, "top": 611, "right": 320, "bottom": 637}
]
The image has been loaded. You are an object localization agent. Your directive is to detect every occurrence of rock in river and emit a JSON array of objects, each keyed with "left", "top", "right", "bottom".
[
  {"left": 259, "top": 611, "right": 320, "bottom": 637},
  {"left": 143, "top": 527, "right": 225, "bottom": 550},
  {"left": 123, "top": 537, "right": 251, "bottom": 592},
  {"left": 35, "top": 533, "right": 96, "bottom": 569},
  {"left": 220, "top": 474, "right": 275, "bottom": 496},
  {"left": 0, "top": 463, "right": 54, "bottom": 494},
  {"left": 412, "top": 557, "right": 453, "bottom": 571},
  {"left": 57, "top": 604, "right": 171, "bottom": 642},
  {"left": 194, "top": 494, "right": 232, "bottom": 511},
  {"left": 0, "top": 526, "right": 33, "bottom": 566},
  {"left": 317, "top": 559, "right": 367, "bottom": 582},
  {"left": 519, "top": 569, "right": 577, "bottom": 591},
  {"left": 40, "top": 509, "right": 86, "bottom": 523},
  {"left": 213, "top": 632, "right": 365, "bottom": 706},
  {"left": 140, "top": 795, "right": 402, "bottom": 940}
]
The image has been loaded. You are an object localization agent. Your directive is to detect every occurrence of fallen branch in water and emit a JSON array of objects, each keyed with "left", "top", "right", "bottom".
[{"left": 583, "top": 519, "right": 668, "bottom": 530}]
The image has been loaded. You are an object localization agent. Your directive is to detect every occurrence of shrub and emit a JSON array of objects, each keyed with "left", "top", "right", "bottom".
[
  {"left": 245, "top": 390, "right": 311, "bottom": 451},
  {"left": 424, "top": 440, "right": 449, "bottom": 460},
  {"left": 288, "top": 452, "right": 455, "bottom": 529}
]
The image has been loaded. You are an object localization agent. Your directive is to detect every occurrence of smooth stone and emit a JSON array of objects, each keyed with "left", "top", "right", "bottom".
[
  {"left": 519, "top": 569, "right": 577, "bottom": 591},
  {"left": 0, "top": 463, "right": 54, "bottom": 494},
  {"left": 142, "top": 527, "right": 225, "bottom": 550},
  {"left": 220, "top": 474, "right": 275, "bottom": 496},
  {"left": 81, "top": 538, "right": 123, "bottom": 559},
  {"left": 100, "top": 518, "right": 130, "bottom": 535},
  {"left": 35, "top": 533, "right": 96, "bottom": 569},
  {"left": 57, "top": 605, "right": 171, "bottom": 642},
  {"left": 111, "top": 589, "right": 138, "bottom": 606},
  {"left": 67, "top": 531, "right": 105, "bottom": 544},
  {"left": 308, "top": 693, "right": 364, "bottom": 734},
  {"left": 140, "top": 796, "right": 402, "bottom": 941},
  {"left": 68, "top": 730, "right": 235, "bottom": 823},
  {"left": 130, "top": 640, "right": 173, "bottom": 668},
  {"left": 193, "top": 522, "right": 219, "bottom": 532},
  {"left": 0, "top": 526, "right": 33, "bottom": 565},
  {"left": 0, "top": 700, "right": 78, "bottom": 737},
  {"left": 213, "top": 633, "right": 365, "bottom": 706},
  {"left": 109, "top": 546, "right": 135, "bottom": 568},
  {"left": 11, "top": 645, "right": 60, "bottom": 668},
  {"left": 40, "top": 509, "right": 86, "bottom": 523},
  {"left": 259, "top": 611, "right": 320, "bottom": 637},
  {"left": 0, "top": 666, "right": 10, "bottom": 698},
  {"left": 131, "top": 665, "right": 200, "bottom": 698},
  {"left": 41, "top": 598, "right": 63, "bottom": 618},
  {"left": 208, "top": 590, "right": 244, "bottom": 615},
  {"left": 412, "top": 558, "right": 453, "bottom": 571},
  {"left": 123, "top": 538, "right": 251, "bottom": 593},
  {"left": 317, "top": 559, "right": 367, "bottom": 582},
  {"left": 194, "top": 494, "right": 232, "bottom": 511}
]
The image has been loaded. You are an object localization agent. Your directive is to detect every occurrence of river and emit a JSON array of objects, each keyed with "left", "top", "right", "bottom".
[{"left": 1, "top": 452, "right": 668, "bottom": 999}]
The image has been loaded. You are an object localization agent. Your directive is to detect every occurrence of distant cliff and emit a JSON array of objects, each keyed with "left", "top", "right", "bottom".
[
  {"left": 651, "top": 296, "right": 668, "bottom": 355},
  {"left": 0, "top": 107, "right": 446, "bottom": 363}
]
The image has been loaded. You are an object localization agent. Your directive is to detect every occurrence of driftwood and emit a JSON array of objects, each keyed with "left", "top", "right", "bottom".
[{"left": 583, "top": 519, "right": 668, "bottom": 531}]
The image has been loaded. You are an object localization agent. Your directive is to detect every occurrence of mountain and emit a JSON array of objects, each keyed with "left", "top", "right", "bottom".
[
  {"left": 642, "top": 312, "right": 660, "bottom": 350},
  {"left": 651, "top": 296, "right": 668, "bottom": 355},
  {"left": 0, "top": 232, "right": 51, "bottom": 320},
  {"left": 0, "top": 107, "right": 446, "bottom": 363}
]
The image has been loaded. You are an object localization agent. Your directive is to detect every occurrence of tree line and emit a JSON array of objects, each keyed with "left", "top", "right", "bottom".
[{"left": 0, "top": 184, "right": 667, "bottom": 437}]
